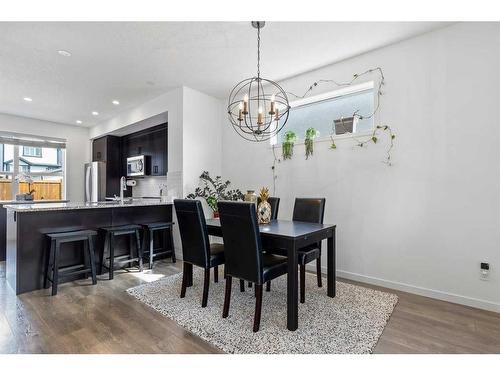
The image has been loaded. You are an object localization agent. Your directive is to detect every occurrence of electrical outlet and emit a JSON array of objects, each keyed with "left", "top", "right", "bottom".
[{"left": 480, "top": 262, "right": 490, "bottom": 280}]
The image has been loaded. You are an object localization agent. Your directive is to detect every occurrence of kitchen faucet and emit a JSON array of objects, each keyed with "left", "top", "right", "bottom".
[{"left": 120, "top": 176, "right": 127, "bottom": 204}]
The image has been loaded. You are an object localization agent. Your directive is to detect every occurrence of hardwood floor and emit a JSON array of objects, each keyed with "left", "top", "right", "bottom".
[{"left": 1, "top": 260, "right": 499, "bottom": 354}]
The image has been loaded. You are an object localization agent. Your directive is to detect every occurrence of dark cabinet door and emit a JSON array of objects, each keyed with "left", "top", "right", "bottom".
[
  {"left": 92, "top": 137, "right": 107, "bottom": 162},
  {"left": 149, "top": 126, "right": 168, "bottom": 176}
]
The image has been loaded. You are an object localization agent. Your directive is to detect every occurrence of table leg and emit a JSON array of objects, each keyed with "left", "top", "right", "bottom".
[
  {"left": 327, "top": 228, "right": 336, "bottom": 297},
  {"left": 287, "top": 241, "right": 298, "bottom": 331}
]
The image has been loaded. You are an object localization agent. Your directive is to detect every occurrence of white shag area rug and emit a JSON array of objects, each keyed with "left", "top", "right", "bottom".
[{"left": 127, "top": 268, "right": 398, "bottom": 354}]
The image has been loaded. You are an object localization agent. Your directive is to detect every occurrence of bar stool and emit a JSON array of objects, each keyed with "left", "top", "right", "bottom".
[
  {"left": 141, "top": 222, "right": 176, "bottom": 269},
  {"left": 99, "top": 224, "right": 143, "bottom": 280},
  {"left": 44, "top": 229, "right": 97, "bottom": 296}
]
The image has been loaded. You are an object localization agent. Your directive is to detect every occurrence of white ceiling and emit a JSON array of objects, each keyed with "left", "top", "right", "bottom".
[{"left": 0, "top": 22, "right": 451, "bottom": 127}]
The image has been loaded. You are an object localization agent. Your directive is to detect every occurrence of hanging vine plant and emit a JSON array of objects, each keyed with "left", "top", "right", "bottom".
[
  {"left": 282, "top": 130, "right": 297, "bottom": 160},
  {"left": 304, "top": 127, "right": 319, "bottom": 159}
]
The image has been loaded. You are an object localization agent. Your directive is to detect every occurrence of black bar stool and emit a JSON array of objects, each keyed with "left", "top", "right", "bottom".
[
  {"left": 44, "top": 229, "right": 97, "bottom": 296},
  {"left": 99, "top": 224, "right": 143, "bottom": 280},
  {"left": 141, "top": 222, "right": 176, "bottom": 269}
]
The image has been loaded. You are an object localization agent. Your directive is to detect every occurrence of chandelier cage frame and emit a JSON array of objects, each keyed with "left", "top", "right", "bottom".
[{"left": 227, "top": 21, "right": 291, "bottom": 142}]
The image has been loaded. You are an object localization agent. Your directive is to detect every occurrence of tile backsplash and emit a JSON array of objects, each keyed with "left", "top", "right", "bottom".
[{"left": 130, "top": 171, "right": 182, "bottom": 200}]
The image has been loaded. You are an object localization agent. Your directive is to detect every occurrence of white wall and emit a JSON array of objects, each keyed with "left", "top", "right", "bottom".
[
  {"left": 182, "top": 86, "right": 223, "bottom": 197},
  {"left": 0, "top": 113, "right": 90, "bottom": 200},
  {"left": 221, "top": 22, "right": 500, "bottom": 312}
]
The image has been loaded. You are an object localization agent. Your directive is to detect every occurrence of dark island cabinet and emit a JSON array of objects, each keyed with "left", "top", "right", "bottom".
[{"left": 121, "top": 123, "right": 168, "bottom": 176}]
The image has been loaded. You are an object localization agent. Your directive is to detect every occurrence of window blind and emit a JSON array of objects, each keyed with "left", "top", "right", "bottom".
[{"left": 0, "top": 132, "right": 66, "bottom": 149}]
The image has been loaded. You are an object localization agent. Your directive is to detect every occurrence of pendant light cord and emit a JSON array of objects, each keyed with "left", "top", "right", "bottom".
[{"left": 257, "top": 23, "right": 261, "bottom": 78}]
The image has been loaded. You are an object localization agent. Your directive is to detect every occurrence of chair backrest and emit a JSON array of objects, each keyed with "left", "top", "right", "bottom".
[
  {"left": 292, "top": 198, "right": 326, "bottom": 224},
  {"left": 218, "top": 201, "right": 264, "bottom": 284},
  {"left": 257, "top": 196, "right": 280, "bottom": 220},
  {"left": 173, "top": 199, "right": 210, "bottom": 268},
  {"left": 293, "top": 198, "right": 326, "bottom": 250}
]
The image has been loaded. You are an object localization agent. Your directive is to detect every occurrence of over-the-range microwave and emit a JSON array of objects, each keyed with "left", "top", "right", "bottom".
[{"left": 127, "top": 155, "right": 150, "bottom": 177}]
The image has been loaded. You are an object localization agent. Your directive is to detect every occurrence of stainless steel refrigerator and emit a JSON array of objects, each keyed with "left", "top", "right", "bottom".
[{"left": 84, "top": 161, "right": 107, "bottom": 202}]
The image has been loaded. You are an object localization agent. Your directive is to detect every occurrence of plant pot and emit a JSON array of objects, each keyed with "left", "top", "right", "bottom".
[{"left": 213, "top": 211, "right": 220, "bottom": 219}]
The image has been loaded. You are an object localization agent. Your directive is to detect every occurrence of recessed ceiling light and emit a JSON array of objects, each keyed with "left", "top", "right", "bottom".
[
  {"left": 23, "top": 97, "right": 32, "bottom": 102},
  {"left": 76, "top": 120, "right": 82, "bottom": 124},
  {"left": 112, "top": 100, "right": 120, "bottom": 105},
  {"left": 92, "top": 111, "right": 99, "bottom": 116},
  {"left": 58, "top": 50, "right": 72, "bottom": 57}
]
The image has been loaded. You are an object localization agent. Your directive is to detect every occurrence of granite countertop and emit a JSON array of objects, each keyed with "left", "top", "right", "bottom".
[
  {"left": 4, "top": 199, "right": 172, "bottom": 212},
  {"left": 0, "top": 199, "right": 69, "bottom": 205}
]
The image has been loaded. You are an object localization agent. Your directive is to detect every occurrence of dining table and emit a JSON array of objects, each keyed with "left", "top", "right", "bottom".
[{"left": 203, "top": 218, "right": 336, "bottom": 331}]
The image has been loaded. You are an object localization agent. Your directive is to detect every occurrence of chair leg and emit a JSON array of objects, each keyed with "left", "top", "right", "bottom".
[
  {"left": 266, "top": 281, "right": 271, "bottom": 292},
  {"left": 253, "top": 284, "right": 263, "bottom": 332},
  {"left": 44, "top": 239, "right": 54, "bottom": 289},
  {"left": 240, "top": 279, "right": 245, "bottom": 292},
  {"left": 98, "top": 231, "right": 108, "bottom": 275},
  {"left": 51, "top": 240, "right": 61, "bottom": 296},
  {"left": 149, "top": 229, "right": 154, "bottom": 269},
  {"left": 214, "top": 266, "right": 219, "bottom": 283},
  {"left": 300, "top": 264, "right": 305, "bottom": 304},
  {"left": 88, "top": 235, "right": 97, "bottom": 285},
  {"left": 180, "top": 263, "right": 188, "bottom": 298},
  {"left": 109, "top": 234, "right": 115, "bottom": 280},
  {"left": 316, "top": 256, "right": 322, "bottom": 287},
  {"left": 223, "top": 276, "right": 232, "bottom": 318},
  {"left": 83, "top": 238, "right": 90, "bottom": 279},
  {"left": 168, "top": 226, "right": 176, "bottom": 263},
  {"left": 135, "top": 229, "right": 143, "bottom": 272},
  {"left": 201, "top": 268, "right": 210, "bottom": 307},
  {"left": 186, "top": 263, "right": 193, "bottom": 287}
]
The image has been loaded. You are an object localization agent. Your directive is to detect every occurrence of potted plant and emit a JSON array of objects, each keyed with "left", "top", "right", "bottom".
[
  {"left": 186, "top": 171, "right": 244, "bottom": 217},
  {"left": 305, "top": 127, "right": 319, "bottom": 159},
  {"left": 282, "top": 130, "right": 297, "bottom": 160}
]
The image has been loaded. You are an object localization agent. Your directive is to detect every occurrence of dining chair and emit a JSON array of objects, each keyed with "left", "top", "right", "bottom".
[
  {"left": 266, "top": 198, "right": 326, "bottom": 303},
  {"left": 248, "top": 197, "right": 280, "bottom": 290},
  {"left": 218, "top": 201, "right": 288, "bottom": 332},
  {"left": 174, "top": 199, "right": 225, "bottom": 307}
]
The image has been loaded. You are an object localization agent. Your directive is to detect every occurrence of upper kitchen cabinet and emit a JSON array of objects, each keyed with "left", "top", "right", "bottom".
[{"left": 121, "top": 123, "right": 168, "bottom": 176}]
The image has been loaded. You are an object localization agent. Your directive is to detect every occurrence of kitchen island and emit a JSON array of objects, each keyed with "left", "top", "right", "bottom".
[{"left": 4, "top": 200, "right": 173, "bottom": 295}]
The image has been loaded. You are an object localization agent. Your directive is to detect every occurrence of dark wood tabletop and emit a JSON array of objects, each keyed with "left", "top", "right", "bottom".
[{"left": 205, "top": 218, "right": 335, "bottom": 238}]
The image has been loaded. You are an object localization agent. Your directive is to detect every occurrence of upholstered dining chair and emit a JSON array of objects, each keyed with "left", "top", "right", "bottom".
[
  {"left": 247, "top": 197, "right": 281, "bottom": 290},
  {"left": 266, "top": 198, "right": 326, "bottom": 303},
  {"left": 174, "top": 199, "right": 225, "bottom": 307},
  {"left": 218, "top": 201, "right": 288, "bottom": 332}
]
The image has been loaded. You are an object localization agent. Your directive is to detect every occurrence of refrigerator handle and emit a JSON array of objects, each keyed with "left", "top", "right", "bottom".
[{"left": 85, "top": 165, "right": 91, "bottom": 202}]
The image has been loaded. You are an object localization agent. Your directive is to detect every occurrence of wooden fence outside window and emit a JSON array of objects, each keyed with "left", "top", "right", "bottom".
[{"left": 0, "top": 180, "right": 62, "bottom": 201}]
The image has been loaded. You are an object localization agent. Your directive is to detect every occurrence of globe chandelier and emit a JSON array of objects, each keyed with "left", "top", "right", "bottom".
[{"left": 227, "top": 21, "right": 290, "bottom": 142}]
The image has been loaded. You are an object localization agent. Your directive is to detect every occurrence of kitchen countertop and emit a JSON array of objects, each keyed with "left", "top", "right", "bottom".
[
  {"left": 3, "top": 199, "right": 172, "bottom": 212},
  {"left": 0, "top": 200, "right": 69, "bottom": 205}
]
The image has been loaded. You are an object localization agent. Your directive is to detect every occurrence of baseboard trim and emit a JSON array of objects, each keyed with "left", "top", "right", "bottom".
[{"left": 305, "top": 264, "right": 500, "bottom": 314}]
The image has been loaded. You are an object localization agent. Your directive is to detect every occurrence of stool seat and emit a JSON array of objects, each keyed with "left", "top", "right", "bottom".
[
  {"left": 142, "top": 221, "right": 174, "bottom": 230},
  {"left": 47, "top": 229, "right": 98, "bottom": 240},
  {"left": 101, "top": 224, "right": 142, "bottom": 233}
]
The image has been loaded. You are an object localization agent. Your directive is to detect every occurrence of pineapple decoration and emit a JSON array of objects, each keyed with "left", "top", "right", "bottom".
[{"left": 257, "top": 187, "right": 272, "bottom": 224}]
